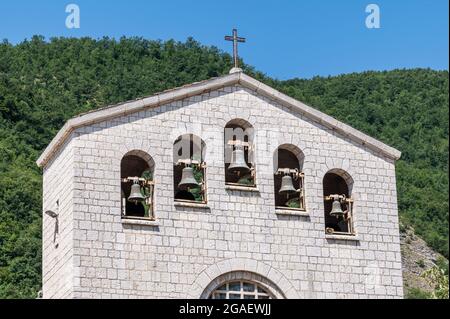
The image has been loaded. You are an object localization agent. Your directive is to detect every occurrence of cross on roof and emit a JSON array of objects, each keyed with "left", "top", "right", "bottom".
[{"left": 225, "top": 29, "right": 246, "bottom": 69}]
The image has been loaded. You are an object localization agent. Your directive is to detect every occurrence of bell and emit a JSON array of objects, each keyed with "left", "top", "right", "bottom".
[
  {"left": 228, "top": 149, "right": 250, "bottom": 174},
  {"left": 128, "top": 181, "right": 145, "bottom": 203},
  {"left": 330, "top": 199, "right": 345, "bottom": 218},
  {"left": 279, "top": 175, "right": 297, "bottom": 194},
  {"left": 178, "top": 167, "right": 199, "bottom": 189}
]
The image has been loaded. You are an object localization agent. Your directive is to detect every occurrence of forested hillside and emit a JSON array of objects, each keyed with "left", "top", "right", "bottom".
[{"left": 0, "top": 36, "right": 448, "bottom": 298}]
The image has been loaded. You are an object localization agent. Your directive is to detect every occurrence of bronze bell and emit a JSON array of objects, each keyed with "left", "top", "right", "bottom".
[
  {"left": 228, "top": 149, "right": 250, "bottom": 174},
  {"left": 178, "top": 166, "right": 199, "bottom": 189},
  {"left": 330, "top": 198, "right": 345, "bottom": 218},
  {"left": 128, "top": 181, "right": 145, "bottom": 204},
  {"left": 279, "top": 175, "right": 297, "bottom": 194}
]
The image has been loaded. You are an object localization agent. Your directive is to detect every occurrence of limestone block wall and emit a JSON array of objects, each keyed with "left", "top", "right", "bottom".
[
  {"left": 42, "top": 136, "right": 75, "bottom": 298},
  {"left": 43, "top": 84, "right": 403, "bottom": 299}
]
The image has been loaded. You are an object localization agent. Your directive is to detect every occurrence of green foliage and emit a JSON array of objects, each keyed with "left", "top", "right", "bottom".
[
  {"left": 140, "top": 170, "right": 153, "bottom": 218},
  {"left": 0, "top": 36, "right": 448, "bottom": 298},
  {"left": 436, "top": 256, "right": 449, "bottom": 276},
  {"left": 416, "top": 259, "right": 426, "bottom": 268},
  {"left": 399, "top": 222, "right": 407, "bottom": 234},
  {"left": 277, "top": 69, "right": 449, "bottom": 258},
  {"left": 286, "top": 197, "right": 301, "bottom": 209},
  {"left": 237, "top": 174, "right": 254, "bottom": 186},
  {"left": 141, "top": 170, "right": 153, "bottom": 181},
  {"left": 405, "top": 287, "right": 432, "bottom": 299},
  {"left": 421, "top": 266, "right": 449, "bottom": 299},
  {"left": 188, "top": 165, "right": 205, "bottom": 202}
]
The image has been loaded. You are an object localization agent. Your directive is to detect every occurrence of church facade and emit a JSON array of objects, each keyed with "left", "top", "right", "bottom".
[{"left": 37, "top": 70, "right": 403, "bottom": 299}]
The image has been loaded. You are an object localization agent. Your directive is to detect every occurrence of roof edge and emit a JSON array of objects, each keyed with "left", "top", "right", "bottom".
[
  {"left": 37, "top": 71, "right": 401, "bottom": 168},
  {"left": 238, "top": 73, "right": 401, "bottom": 161},
  {"left": 36, "top": 72, "right": 241, "bottom": 167}
]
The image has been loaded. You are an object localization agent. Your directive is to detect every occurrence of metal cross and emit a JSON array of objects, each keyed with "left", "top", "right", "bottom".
[{"left": 225, "top": 29, "right": 246, "bottom": 68}]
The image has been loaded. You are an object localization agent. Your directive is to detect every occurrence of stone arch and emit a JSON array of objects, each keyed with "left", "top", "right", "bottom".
[
  {"left": 218, "top": 111, "right": 257, "bottom": 130},
  {"left": 323, "top": 168, "right": 354, "bottom": 194},
  {"left": 173, "top": 133, "right": 206, "bottom": 164},
  {"left": 115, "top": 138, "right": 158, "bottom": 176},
  {"left": 201, "top": 271, "right": 284, "bottom": 299},
  {"left": 225, "top": 118, "right": 254, "bottom": 130},
  {"left": 272, "top": 143, "right": 305, "bottom": 174},
  {"left": 187, "top": 258, "right": 299, "bottom": 299},
  {"left": 121, "top": 149, "right": 155, "bottom": 175},
  {"left": 168, "top": 123, "right": 206, "bottom": 158}
]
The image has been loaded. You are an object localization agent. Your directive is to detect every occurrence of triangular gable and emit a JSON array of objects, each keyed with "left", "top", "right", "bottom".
[{"left": 36, "top": 71, "right": 401, "bottom": 167}]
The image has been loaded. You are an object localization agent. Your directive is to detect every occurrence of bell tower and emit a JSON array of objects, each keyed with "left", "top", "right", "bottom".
[{"left": 38, "top": 65, "right": 403, "bottom": 299}]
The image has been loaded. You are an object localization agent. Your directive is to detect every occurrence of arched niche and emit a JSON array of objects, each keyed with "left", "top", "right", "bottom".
[
  {"left": 273, "top": 144, "right": 305, "bottom": 210},
  {"left": 173, "top": 134, "right": 207, "bottom": 203},
  {"left": 323, "top": 169, "right": 355, "bottom": 234},
  {"left": 224, "top": 118, "right": 255, "bottom": 187},
  {"left": 120, "top": 150, "right": 155, "bottom": 218}
]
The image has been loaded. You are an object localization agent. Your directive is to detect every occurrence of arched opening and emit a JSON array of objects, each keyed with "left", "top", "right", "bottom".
[
  {"left": 273, "top": 145, "right": 305, "bottom": 210},
  {"left": 120, "top": 150, "right": 155, "bottom": 219},
  {"left": 201, "top": 271, "right": 285, "bottom": 299},
  {"left": 224, "top": 119, "right": 255, "bottom": 187},
  {"left": 173, "top": 134, "right": 206, "bottom": 203},
  {"left": 323, "top": 169, "right": 354, "bottom": 235}
]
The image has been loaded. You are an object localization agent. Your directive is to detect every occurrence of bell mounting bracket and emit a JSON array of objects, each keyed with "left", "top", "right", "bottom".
[
  {"left": 227, "top": 140, "right": 253, "bottom": 151},
  {"left": 122, "top": 176, "right": 154, "bottom": 186},
  {"left": 324, "top": 194, "right": 353, "bottom": 203},
  {"left": 176, "top": 159, "right": 206, "bottom": 168},
  {"left": 324, "top": 194, "right": 353, "bottom": 222},
  {"left": 276, "top": 168, "right": 304, "bottom": 179}
]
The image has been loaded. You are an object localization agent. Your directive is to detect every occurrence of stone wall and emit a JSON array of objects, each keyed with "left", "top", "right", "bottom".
[
  {"left": 42, "top": 136, "right": 75, "bottom": 298},
  {"left": 42, "top": 84, "right": 403, "bottom": 298}
]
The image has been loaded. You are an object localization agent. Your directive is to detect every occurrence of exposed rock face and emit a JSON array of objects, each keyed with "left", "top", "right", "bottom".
[{"left": 401, "top": 224, "right": 446, "bottom": 294}]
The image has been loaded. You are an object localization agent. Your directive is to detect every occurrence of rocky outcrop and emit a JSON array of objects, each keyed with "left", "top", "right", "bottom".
[{"left": 401, "top": 223, "right": 446, "bottom": 295}]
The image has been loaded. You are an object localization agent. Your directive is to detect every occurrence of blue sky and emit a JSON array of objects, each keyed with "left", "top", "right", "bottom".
[{"left": 0, "top": 0, "right": 448, "bottom": 79}]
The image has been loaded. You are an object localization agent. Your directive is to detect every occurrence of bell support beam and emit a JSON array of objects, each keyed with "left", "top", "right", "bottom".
[
  {"left": 175, "top": 159, "right": 206, "bottom": 168},
  {"left": 226, "top": 140, "right": 253, "bottom": 149},
  {"left": 275, "top": 168, "right": 304, "bottom": 177},
  {"left": 121, "top": 177, "right": 154, "bottom": 185},
  {"left": 324, "top": 194, "right": 353, "bottom": 203}
]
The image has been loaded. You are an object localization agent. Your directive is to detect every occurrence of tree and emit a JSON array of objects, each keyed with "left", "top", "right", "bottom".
[
  {"left": 422, "top": 266, "right": 449, "bottom": 299},
  {"left": 0, "top": 36, "right": 448, "bottom": 298}
]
